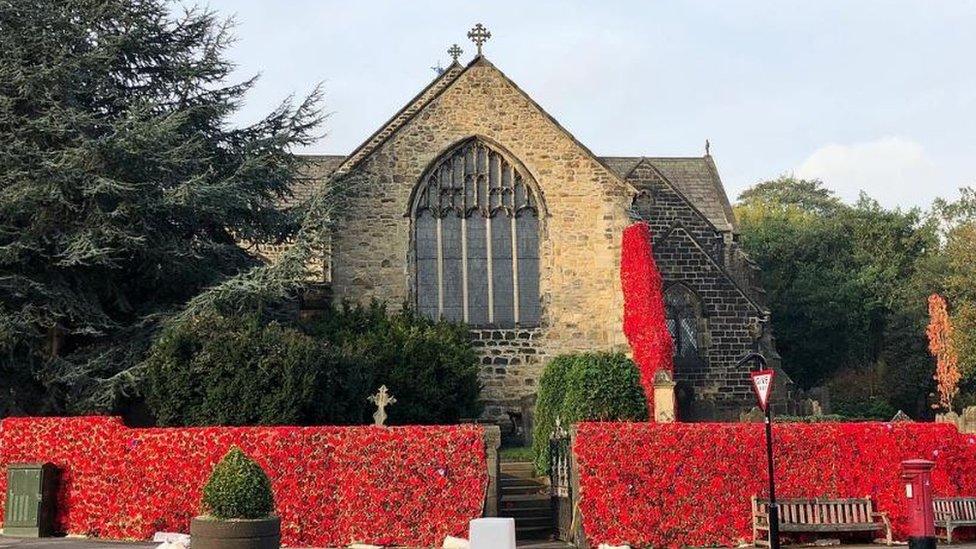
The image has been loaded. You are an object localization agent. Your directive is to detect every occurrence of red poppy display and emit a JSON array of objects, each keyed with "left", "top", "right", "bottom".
[
  {"left": 621, "top": 221, "right": 674, "bottom": 414},
  {"left": 0, "top": 417, "right": 487, "bottom": 547},
  {"left": 574, "top": 421, "right": 976, "bottom": 548}
]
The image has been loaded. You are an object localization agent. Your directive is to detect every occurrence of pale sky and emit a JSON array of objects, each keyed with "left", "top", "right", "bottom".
[{"left": 199, "top": 0, "right": 976, "bottom": 209}]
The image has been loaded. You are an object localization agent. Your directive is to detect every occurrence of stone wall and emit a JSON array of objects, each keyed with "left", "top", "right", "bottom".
[
  {"left": 471, "top": 328, "right": 546, "bottom": 419},
  {"left": 627, "top": 160, "right": 766, "bottom": 419},
  {"left": 328, "top": 58, "right": 633, "bottom": 421},
  {"left": 937, "top": 407, "right": 976, "bottom": 433}
]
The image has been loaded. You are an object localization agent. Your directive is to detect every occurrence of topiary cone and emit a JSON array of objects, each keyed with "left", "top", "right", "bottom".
[{"left": 192, "top": 446, "right": 280, "bottom": 549}]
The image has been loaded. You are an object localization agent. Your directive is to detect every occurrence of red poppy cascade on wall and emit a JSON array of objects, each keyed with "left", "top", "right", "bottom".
[{"left": 621, "top": 221, "right": 675, "bottom": 414}]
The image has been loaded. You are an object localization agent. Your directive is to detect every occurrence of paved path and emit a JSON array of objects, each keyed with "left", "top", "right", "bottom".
[{"left": 0, "top": 539, "right": 153, "bottom": 549}]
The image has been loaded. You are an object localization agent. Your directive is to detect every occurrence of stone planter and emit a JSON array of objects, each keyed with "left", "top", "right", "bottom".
[{"left": 190, "top": 515, "right": 280, "bottom": 549}]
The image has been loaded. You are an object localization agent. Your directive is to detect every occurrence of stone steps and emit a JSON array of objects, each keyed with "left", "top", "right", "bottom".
[{"left": 499, "top": 461, "right": 555, "bottom": 541}]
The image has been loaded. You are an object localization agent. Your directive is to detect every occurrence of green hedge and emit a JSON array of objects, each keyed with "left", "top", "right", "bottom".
[
  {"left": 144, "top": 302, "right": 482, "bottom": 426},
  {"left": 531, "top": 352, "right": 647, "bottom": 474},
  {"left": 144, "top": 312, "right": 349, "bottom": 426},
  {"left": 304, "top": 302, "right": 483, "bottom": 425}
]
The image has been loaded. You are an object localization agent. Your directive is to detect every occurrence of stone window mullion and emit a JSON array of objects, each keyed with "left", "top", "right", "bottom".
[
  {"left": 413, "top": 138, "right": 541, "bottom": 328},
  {"left": 436, "top": 216, "right": 444, "bottom": 319},
  {"left": 510, "top": 208, "right": 520, "bottom": 324},
  {"left": 486, "top": 211, "right": 494, "bottom": 324}
]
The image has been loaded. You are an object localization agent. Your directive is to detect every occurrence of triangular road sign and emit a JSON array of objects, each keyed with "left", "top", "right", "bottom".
[{"left": 751, "top": 369, "right": 775, "bottom": 411}]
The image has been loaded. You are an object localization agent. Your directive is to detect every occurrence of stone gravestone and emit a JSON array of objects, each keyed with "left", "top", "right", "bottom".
[
  {"left": 740, "top": 406, "right": 765, "bottom": 423},
  {"left": 367, "top": 385, "right": 396, "bottom": 427}
]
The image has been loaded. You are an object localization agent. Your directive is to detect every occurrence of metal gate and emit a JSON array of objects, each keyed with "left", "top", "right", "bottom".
[{"left": 548, "top": 420, "right": 575, "bottom": 542}]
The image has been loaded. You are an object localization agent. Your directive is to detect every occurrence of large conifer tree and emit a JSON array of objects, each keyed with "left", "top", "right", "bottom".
[{"left": 0, "top": 0, "right": 322, "bottom": 413}]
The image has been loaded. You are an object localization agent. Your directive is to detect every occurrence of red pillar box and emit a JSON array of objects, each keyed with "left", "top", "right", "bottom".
[{"left": 901, "top": 459, "right": 937, "bottom": 549}]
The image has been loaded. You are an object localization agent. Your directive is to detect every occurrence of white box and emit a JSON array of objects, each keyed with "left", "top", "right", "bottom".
[{"left": 469, "top": 517, "right": 516, "bottom": 549}]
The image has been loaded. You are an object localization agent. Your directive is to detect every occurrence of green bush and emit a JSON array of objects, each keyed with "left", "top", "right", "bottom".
[
  {"left": 144, "top": 302, "right": 481, "bottom": 426},
  {"left": 201, "top": 446, "right": 274, "bottom": 519},
  {"left": 827, "top": 367, "right": 898, "bottom": 420},
  {"left": 532, "top": 352, "right": 647, "bottom": 473},
  {"left": 305, "top": 301, "right": 483, "bottom": 424},
  {"left": 144, "top": 311, "right": 359, "bottom": 426}
]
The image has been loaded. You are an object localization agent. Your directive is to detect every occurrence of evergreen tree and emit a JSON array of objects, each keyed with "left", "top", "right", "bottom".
[{"left": 0, "top": 0, "right": 322, "bottom": 413}]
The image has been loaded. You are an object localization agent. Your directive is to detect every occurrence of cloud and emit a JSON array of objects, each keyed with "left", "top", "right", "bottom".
[{"left": 795, "top": 136, "right": 943, "bottom": 208}]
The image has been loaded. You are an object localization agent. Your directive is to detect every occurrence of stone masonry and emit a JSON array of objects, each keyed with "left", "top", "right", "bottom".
[{"left": 277, "top": 51, "right": 781, "bottom": 422}]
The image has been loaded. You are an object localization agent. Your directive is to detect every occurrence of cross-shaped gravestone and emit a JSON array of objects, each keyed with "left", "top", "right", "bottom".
[
  {"left": 367, "top": 385, "right": 396, "bottom": 427},
  {"left": 448, "top": 43, "right": 463, "bottom": 63},
  {"left": 467, "top": 23, "right": 491, "bottom": 56}
]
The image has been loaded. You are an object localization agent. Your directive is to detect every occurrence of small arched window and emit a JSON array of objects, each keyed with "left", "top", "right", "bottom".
[
  {"left": 412, "top": 138, "right": 542, "bottom": 328},
  {"left": 665, "top": 284, "right": 703, "bottom": 361}
]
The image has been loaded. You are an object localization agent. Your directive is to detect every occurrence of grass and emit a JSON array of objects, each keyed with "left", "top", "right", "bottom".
[{"left": 499, "top": 445, "right": 534, "bottom": 462}]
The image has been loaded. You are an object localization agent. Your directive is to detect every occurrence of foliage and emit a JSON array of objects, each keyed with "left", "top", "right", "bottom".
[
  {"left": 574, "top": 421, "right": 976, "bottom": 548},
  {"left": 620, "top": 221, "right": 673, "bottom": 410},
  {"left": 144, "top": 303, "right": 480, "bottom": 426},
  {"left": 0, "top": 416, "right": 487, "bottom": 546},
  {"left": 201, "top": 447, "right": 275, "bottom": 520},
  {"left": 304, "top": 302, "right": 482, "bottom": 425},
  {"left": 827, "top": 367, "right": 898, "bottom": 420},
  {"left": 735, "top": 176, "right": 942, "bottom": 415},
  {"left": 928, "top": 294, "right": 961, "bottom": 411},
  {"left": 933, "top": 189, "right": 976, "bottom": 380},
  {"left": 499, "top": 446, "right": 534, "bottom": 462},
  {"left": 531, "top": 352, "right": 647, "bottom": 473},
  {"left": 0, "top": 0, "right": 323, "bottom": 414},
  {"left": 773, "top": 414, "right": 859, "bottom": 423},
  {"left": 143, "top": 311, "right": 357, "bottom": 426}
]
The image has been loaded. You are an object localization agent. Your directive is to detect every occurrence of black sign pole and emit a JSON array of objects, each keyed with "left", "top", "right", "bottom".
[
  {"left": 738, "top": 347, "right": 778, "bottom": 549},
  {"left": 765, "top": 391, "right": 780, "bottom": 549}
]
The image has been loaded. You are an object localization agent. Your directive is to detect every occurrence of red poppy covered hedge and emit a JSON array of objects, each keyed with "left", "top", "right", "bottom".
[
  {"left": 0, "top": 417, "right": 488, "bottom": 547},
  {"left": 575, "top": 421, "right": 976, "bottom": 548}
]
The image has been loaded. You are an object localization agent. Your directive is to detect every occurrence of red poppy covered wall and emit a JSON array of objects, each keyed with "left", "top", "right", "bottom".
[
  {"left": 0, "top": 417, "right": 488, "bottom": 547},
  {"left": 575, "top": 421, "right": 976, "bottom": 548}
]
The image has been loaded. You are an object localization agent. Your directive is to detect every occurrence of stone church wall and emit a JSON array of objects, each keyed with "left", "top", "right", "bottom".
[
  {"left": 329, "top": 60, "right": 634, "bottom": 421},
  {"left": 627, "top": 162, "right": 764, "bottom": 419}
]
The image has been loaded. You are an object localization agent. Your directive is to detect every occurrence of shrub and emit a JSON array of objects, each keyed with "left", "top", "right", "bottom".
[
  {"left": 532, "top": 352, "right": 647, "bottom": 473},
  {"left": 305, "top": 302, "right": 482, "bottom": 424},
  {"left": 201, "top": 446, "right": 275, "bottom": 519},
  {"left": 144, "top": 311, "right": 358, "bottom": 426},
  {"left": 827, "top": 367, "right": 898, "bottom": 420},
  {"left": 144, "top": 302, "right": 481, "bottom": 426}
]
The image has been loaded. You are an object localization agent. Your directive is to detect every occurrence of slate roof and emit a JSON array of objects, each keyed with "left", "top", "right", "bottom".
[{"left": 601, "top": 156, "right": 738, "bottom": 233}]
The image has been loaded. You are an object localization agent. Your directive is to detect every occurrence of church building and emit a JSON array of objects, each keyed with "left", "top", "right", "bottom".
[{"left": 285, "top": 26, "right": 780, "bottom": 421}]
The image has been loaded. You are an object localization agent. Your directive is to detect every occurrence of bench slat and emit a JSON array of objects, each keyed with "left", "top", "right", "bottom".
[{"left": 756, "top": 498, "right": 886, "bottom": 527}]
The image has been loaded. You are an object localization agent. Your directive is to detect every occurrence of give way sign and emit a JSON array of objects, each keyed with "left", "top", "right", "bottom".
[{"left": 750, "top": 369, "right": 775, "bottom": 411}]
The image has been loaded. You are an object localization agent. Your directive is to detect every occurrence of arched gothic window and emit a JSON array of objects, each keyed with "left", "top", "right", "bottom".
[
  {"left": 412, "top": 138, "right": 542, "bottom": 328},
  {"left": 665, "top": 284, "right": 703, "bottom": 362}
]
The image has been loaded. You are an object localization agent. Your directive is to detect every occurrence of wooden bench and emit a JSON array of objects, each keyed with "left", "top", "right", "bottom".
[
  {"left": 752, "top": 497, "right": 892, "bottom": 547},
  {"left": 934, "top": 497, "right": 976, "bottom": 544}
]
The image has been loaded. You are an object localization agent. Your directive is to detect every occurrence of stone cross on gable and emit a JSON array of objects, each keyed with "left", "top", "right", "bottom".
[
  {"left": 467, "top": 23, "right": 491, "bottom": 56},
  {"left": 368, "top": 385, "right": 396, "bottom": 427},
  {"left": 448, "top": 43, "right": 463, "bottom": 62}
]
